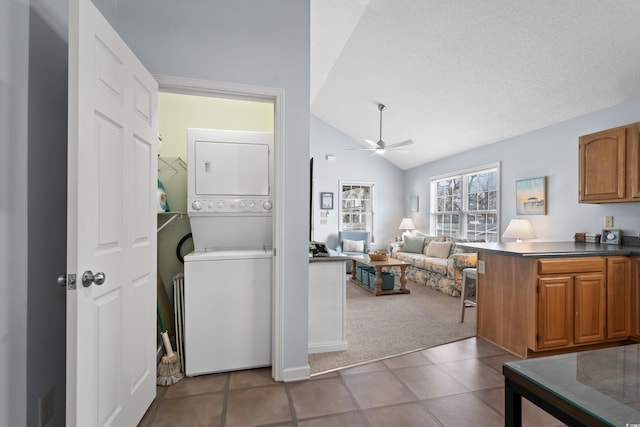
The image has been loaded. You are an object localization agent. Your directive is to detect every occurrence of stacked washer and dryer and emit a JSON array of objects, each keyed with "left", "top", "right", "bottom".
[{"left": 182, "top": 128, "right": 274, "bottom": 376}]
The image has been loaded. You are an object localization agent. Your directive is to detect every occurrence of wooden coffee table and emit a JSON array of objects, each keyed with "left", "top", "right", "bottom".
[{"left": 349, "top": 254, "right": 409, "bottom": 296}]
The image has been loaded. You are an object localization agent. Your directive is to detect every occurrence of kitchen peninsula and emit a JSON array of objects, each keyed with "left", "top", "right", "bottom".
[
  {"left": 458, "top": 241, "right": 640, "bottom": 358},
  {"left": 308, "top": 253, "right": 351, "bottom": 354}
]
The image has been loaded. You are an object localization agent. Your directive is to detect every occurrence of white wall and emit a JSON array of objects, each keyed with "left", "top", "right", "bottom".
[
  {"left": 107, "top": 0, "right": 312, "bottom": 377},
  {"left": 0, "top": 1, "right": 29, "bottom": 425},
  {"left": 404, "top": 97, "right": 640, "bottom": 240},
  {"left": 310, "top": 116, "right": 405, "bottom": 249}
]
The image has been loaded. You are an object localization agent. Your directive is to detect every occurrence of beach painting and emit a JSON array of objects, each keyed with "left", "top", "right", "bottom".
[{"left": 516, "top": 177, "right": 547, "bottom": 215}]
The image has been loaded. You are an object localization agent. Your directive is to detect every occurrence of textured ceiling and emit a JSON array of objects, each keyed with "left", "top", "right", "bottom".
[{"left": 310, "top": 0, "right": 640, "bottom": 170}]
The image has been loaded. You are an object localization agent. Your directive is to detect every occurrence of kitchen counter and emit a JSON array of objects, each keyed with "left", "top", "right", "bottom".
[
  {"left": 465, "top": 241, "right": 639, "bottom": 359},
  {"left": 457, "top": 241, "right": 640, "bottom": 257}
]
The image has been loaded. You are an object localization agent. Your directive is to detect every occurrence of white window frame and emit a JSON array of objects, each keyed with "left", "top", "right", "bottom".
[
  {"left": 430, "top": 162, "right": 500, "bottom": 242},
  {"left": 339, "top": 181, "right": 376, "bottom": 244}
]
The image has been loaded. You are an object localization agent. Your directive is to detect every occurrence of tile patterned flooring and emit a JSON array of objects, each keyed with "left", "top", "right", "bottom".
[{"left": 139, "top": 337, "right": 566, "bottom": 426}]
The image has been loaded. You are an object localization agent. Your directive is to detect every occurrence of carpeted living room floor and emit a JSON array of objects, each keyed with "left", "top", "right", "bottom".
[{"left": 308, "top": 278, "right": 477, "bottom": 375}]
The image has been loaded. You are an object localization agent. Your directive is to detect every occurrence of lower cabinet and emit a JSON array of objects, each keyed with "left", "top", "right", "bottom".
[
  {"left": 533, "top": 256, "right": 631, "bottom": 352},
  {"left": 536, "top": 269, "right": 605, "bottom": 350},
  {"left": 477, "top": 252, "right": 636, "bottom": 358},
  {"left": 632, "top": 257, "right": 640, "bottom": 339},
  {"left": 606, "top": 256, "right": 631, "bottom": 339}
]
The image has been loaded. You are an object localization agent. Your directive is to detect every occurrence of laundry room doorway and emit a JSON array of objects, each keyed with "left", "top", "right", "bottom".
[{"left": 154, "top": 76, "right": 285, "bottom": 380}]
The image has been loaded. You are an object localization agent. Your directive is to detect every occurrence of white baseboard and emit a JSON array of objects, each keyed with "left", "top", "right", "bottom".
[
  {"left": 281, "top": 364, "right": 311, "bottom": 382},
  {"left": 309, "top": 341, "right": 348, "bottom": 354}
]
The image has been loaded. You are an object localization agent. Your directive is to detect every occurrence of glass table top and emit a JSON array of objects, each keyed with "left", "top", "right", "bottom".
[{"left": 504, "top": 344, "right": 640, "bottom": 426}]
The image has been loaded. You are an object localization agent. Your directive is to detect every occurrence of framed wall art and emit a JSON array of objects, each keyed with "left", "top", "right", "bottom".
[
  {"left": 320, "top": 192, "right": 333, "bottom": 210},
  {"left": 516, "top": 177, "right": 547, "bottom": 215},
  {"left": 410, "top": 196, "right": 419, "bottom": 212}
]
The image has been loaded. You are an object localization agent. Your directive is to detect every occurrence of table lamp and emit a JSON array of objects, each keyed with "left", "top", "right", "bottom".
[
  {"left": 502, "top": 218, "right": 536, "bottom": 242},
  {"left": 398, "top": 218, "right": 416, "bottom": 241}
]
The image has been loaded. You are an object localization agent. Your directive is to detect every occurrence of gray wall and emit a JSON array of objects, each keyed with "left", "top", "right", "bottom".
[
  {"left": 310, "top": 115, "right": 405, "bottom": 249},
  {"left": 1, "top": 0, "right": 29, "bottom": 425},
  {"left": 104, "top": 0, "right": 312, "bottom": 376},
  {"left": 403, "top": 97, "right": 640, "bottom": 240},
  {"left": 26, "top": 8, "right": 67, "bottom": 427}
]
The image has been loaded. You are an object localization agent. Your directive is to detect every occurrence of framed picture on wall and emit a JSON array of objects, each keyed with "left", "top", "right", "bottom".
[
  {"left": 410, "top": 196, "right": 419, "bottom": 212},
  {"left": 516, "top": 177, "right": 547, "bottom": 215},
  {"left": 320, "top": 192, "right": 333, "bottom": 209}
]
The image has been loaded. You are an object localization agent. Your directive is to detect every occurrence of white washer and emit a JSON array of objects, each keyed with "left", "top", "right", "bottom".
[{"left": 183, "top": 249, "right": 272, "bottom": 376}]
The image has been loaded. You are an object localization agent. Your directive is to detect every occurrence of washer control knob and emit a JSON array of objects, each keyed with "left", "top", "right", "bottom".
[
  {"left": 191, "top": 200, "right": 202, "bottom": 211},
  {"left": 250, "top": 201, "right": 256, "bottom": 208},
  {"left": 239, "top": 201, "right": 246, "bottom": 209},
  {"left": 263, "top": 200, "right": 273, "bottom": 211}
]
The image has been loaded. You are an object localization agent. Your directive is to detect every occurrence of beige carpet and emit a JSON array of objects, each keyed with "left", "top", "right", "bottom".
[{"left": 308, "top": 279, "right": 477, "bottom": 375}]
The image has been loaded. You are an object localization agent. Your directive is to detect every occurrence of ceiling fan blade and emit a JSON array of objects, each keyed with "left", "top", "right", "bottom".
[
  {"left": 364, "top": 139, "right": 378, "bottom": 148},
  {"left": 386, "top": 139, "right": 413, "bottom": 149}
]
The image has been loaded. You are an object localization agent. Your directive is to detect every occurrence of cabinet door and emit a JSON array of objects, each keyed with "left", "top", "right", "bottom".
[
  {"left": 629, "top": 124, "right": 640, "bottom": 199},
  {"left": 606, "top": 257, "right": 631, "bottom": 339},
  {"left": 631, "top": 257, "right": 640, "bottom": 339},
  {"left": 537, "top": 276, "right": 573, "bottom": 349},
  {"left": 574, "top": 273, "right": 606, "bottom": 344},
  {"left": 578, "top": 126, "right": 626, "bottom": 202}
]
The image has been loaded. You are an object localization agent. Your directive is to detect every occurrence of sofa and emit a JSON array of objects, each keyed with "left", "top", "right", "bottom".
[
  {"left": 388, "top": 233, "right": 480, "bottom": 297},
  {"left": 337, "top": 231, "right": 370, "bottom": 273}
]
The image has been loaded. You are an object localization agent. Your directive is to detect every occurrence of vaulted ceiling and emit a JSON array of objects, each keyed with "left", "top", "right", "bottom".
[{"left": 310, "top": 1, "right": 640, "bottom": 170}]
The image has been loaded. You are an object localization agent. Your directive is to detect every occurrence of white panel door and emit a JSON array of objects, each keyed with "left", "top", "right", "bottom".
[{"left": 67, "top": 0, "right": 158, "bottom": 425}]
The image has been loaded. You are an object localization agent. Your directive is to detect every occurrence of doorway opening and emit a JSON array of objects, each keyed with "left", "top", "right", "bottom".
[{"left": 155, "top": 75, "right": 285, "bottom": 381}]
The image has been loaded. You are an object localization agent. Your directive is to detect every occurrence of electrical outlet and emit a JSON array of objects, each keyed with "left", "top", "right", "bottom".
[
  {"left": 39, "top": 389, "right": 54, "bottom": 427},
  {"left": 605, "top": 216, "right": 613, "bottom": 227},
  {"left": 478, "top": 260, "right": 485, "bottom": 274}
]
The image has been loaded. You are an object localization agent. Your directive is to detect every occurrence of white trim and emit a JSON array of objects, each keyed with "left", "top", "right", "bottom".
[
  {"left": 154, "top": 75, "right": 286, "bottom": 382},
  {"left": 430, "top": 161, "right": 501, "bottom": 182},
  {"left": 281, "top": 365, "right": 311, "bottom": 383}
]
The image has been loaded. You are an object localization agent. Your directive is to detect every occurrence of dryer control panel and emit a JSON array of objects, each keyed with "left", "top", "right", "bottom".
[{"left": 189, "top": 198, "right": 273, "bottom": 214}]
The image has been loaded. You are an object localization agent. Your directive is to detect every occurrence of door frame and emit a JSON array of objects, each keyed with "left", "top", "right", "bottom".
[{"left": 154, "top": 75, "right": 285, "bottom": 381}]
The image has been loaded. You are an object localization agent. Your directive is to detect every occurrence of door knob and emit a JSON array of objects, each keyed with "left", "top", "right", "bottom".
[
  {"left": 82, "top": 270, "right": 106, "bottom": 287},
  {"left": 57, "top": 273, "right": 76, "bottom": 289}
]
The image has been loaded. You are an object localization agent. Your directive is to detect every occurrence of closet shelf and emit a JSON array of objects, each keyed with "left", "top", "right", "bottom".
[{"left": 157, "top": 211, "right": 186, "bottom": 232}]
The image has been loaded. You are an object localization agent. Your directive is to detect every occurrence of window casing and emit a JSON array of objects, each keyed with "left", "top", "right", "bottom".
[
  {"left": 430, "top": 163, "right": 500, "bottom": 242},
  {"left": 339, "top": 182, "right": 375, "bottom": 243}
]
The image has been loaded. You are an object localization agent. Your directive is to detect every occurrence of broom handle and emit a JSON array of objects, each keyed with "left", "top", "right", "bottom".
[
  {"left": 157, "top": 301, "right": 167, "bottom": 332},
  {"left": 157, "top": 302, "right": 175, "bottom": 356},
  {"left": 160, "top": 331, "right": 175, "bottom": 357}
]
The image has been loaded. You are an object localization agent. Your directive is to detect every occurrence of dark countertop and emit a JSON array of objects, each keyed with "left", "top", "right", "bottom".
[
  {"left": 457, "top": 241, "right": 640, "bottom": 258},
  {"left": 308, "top": 251, "right": 352, "bottom": 262}
]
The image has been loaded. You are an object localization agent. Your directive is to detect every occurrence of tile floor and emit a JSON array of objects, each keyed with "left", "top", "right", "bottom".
[{"left": 139, "top": 337, "right": 565, "bottom": 426}]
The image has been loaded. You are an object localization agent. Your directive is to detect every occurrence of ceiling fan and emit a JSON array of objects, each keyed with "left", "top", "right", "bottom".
[{"left": 347, "top": 103, "right": 413, "bottom": 154}]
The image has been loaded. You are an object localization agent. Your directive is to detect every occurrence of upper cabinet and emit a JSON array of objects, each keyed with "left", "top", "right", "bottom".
[{"left": 579, "top": 122, "right": 640, "bottom": 203}]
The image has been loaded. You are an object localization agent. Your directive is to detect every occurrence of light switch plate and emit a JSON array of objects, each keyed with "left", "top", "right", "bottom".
[
  {"left": 605, "top": 216, "right": 613, "bottom": 227},
  {"left": 478, "top": 260, "right": 485, "bottom": 274}
]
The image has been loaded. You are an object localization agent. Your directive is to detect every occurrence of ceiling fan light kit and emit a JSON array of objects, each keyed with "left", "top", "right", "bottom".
[{"left": 346, "top": 103, "right": 413, "bottom": 154}]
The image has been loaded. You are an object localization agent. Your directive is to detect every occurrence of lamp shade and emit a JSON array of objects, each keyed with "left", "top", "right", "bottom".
[
  {"left": 398, "top": 218, "right": 416, "bottom": 231},
  {"left": 502, "top": 218, "right": 536, "bottom": 242}
]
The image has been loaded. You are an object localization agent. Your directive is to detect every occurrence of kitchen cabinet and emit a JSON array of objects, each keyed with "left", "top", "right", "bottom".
[
  {"left": 535, "top": 258, "right": 606, "bottom": 351},
  {"left": 579, "top": 122, "right": 640, "bottom": 203},
  {"left": 606, "top": 256, "right": 631, "bottom": 339},
  {"left": 632, "top": 257, "right": 640, "bottom": 339},
  {"left": 472, "top": 248, "right": 633, "bottom": 359}
]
